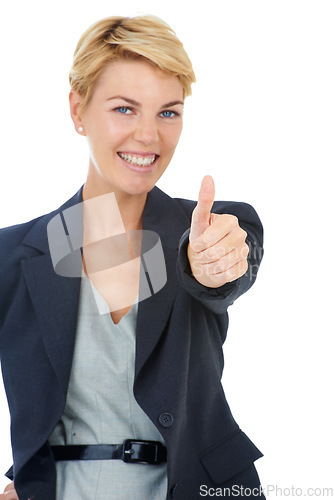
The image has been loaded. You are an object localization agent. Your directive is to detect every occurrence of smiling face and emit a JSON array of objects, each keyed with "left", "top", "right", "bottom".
[{"left": 70, "top": 59, "right": 184, "bottom": 201}]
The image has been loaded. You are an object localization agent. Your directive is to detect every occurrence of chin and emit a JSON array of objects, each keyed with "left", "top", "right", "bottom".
[
  {"left": 124, "top": 183, "right": 155, "bottom": 197},
  {"left": 121, "top": 177, "right": 159, "bottom": 196}
]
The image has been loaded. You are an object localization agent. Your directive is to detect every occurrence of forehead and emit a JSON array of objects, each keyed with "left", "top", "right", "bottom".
[{"left": 94, "top": 59, "right": 184, "bottom": 102}]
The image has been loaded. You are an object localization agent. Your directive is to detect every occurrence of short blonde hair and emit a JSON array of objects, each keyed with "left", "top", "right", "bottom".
[{"left": 69, "top": 15, "right": 196, "bottom": 113}]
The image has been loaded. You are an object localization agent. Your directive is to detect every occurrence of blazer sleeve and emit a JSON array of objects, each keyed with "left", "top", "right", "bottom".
[{"left": 176, "top": 200, "right": 264, "bottom": 314}]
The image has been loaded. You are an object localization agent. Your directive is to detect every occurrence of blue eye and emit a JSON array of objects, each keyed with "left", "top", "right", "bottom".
[
  {"left": 161, "top": 110, "right": 177, "bottom": 118},
  {"left": 115, "top": 106, "right": 132, "bottom": 114}
]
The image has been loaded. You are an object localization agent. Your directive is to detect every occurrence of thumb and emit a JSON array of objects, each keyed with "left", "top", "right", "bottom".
[{"left": 189, "top": 175, "right": 215, "bottom": 243}]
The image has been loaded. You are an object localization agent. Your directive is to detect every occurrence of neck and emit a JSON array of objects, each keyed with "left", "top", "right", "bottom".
[{"left": 82, "top": 181, "right": 147, "bottom": 232}]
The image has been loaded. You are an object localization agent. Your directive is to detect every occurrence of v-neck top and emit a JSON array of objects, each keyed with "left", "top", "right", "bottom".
[{"left": 48, "top": 273, "right": 168, "bottom": 500}]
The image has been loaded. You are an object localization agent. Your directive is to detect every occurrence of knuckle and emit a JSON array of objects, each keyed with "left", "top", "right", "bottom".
[
  {"left": 226, "top": 213, "right": 238, "bottom": 223},
  {"left": 240, "top": 228, "right": 247, "bottom": 240},
  {"left": 241, "top": 242, "right": 249, "bottom": 259},
  {"left": 235, "top": 227, "right": 247, "bottom": 242},
  {"left": 230, "top": 214, "right": 239, "bottom": 227},
  {"left": 234, "top": 232, "right": 248, "bottom": 251},
  {"left": 224, "top": 214, "right": 238, "bottom": 231}
]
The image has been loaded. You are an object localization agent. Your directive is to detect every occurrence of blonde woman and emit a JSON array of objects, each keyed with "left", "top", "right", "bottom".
[{"left": 0, "top": 15, "right": 265, "bottom": 500}]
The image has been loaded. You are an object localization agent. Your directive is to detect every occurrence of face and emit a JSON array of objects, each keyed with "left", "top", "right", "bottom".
[{"left": 71, "top": 59, "right": 184, "bottom": 199}]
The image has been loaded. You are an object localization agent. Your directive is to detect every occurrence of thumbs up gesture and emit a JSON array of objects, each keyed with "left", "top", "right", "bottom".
[{"left": 187, "top": 176, "right": 249, "bottom": 288}]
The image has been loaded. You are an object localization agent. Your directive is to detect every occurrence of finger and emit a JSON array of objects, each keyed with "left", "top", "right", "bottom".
[
  {"left": 195, "top": 226, "right": 248, "bottom": 263},
  {"left": 189, "top": 175, "right": 215, "bottom": 243},
  {"left": 198, "top": 246, "right": 248, "bottom": 276},
  {"left": 192, "top": 214, "right": 241, "bottom": 253},
  {"left": 208, "top": 258, "right": 249, "bottom": 285}
]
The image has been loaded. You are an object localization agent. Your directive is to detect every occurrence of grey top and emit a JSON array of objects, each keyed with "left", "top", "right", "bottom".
[{"left": 48, "top": 273, "right": 168, "bottom": 500}]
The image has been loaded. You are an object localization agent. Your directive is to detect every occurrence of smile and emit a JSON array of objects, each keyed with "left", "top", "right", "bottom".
[{"left": 117, "top": 152, "right": 158, "bottom": 167}]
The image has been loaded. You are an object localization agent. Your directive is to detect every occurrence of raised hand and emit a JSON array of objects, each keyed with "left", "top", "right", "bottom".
[{"left": 187, "top": 176, "right": 249, "bottom": 288}]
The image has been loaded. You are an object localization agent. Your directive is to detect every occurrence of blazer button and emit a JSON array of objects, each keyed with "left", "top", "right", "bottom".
[{"left": 159, "top": 412, "right": 174, "bottom": 427}]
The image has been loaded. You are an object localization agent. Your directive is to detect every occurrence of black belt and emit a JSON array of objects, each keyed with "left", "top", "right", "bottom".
[{"left": 51, "top": 440, "right": 167, "bottom": 465}]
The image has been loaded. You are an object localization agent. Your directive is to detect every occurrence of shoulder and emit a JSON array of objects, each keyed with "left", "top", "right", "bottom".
[
  {"left": 0, "top": 217, "right": 44, "bottom": 283},
  {"left": 0, "top": 185, "right": 84, "bottom": 251},
  {"left": 0, "top": 217, "right": 40, "bottom": 251},
  {"left": 0, "top": 186, "right": 84, "bottom": 304}
]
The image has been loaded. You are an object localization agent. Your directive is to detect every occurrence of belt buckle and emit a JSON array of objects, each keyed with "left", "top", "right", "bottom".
[{"left": 122, "top": 439, "right": 165, "bottom": 465}]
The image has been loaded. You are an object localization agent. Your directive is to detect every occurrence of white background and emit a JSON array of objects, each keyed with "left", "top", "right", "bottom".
[{"left": 0, "top": 0, "right": 333, "bottom": 497}]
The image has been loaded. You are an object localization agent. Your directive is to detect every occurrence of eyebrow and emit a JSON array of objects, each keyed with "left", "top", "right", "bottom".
[{"left": 106, "top": 95, "right": 184, "bottom": 108}]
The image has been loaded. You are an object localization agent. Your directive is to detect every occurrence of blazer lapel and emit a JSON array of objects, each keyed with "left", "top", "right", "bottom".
[
  {"left": 20, "top": 185, "right": 190, "bottom": 391},
  {"left": 21, "top": 187, "right": 83, "bottom": 396}
]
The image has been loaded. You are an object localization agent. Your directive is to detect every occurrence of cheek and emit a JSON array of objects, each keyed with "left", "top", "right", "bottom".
[
  {"left": 164, "top": 124, "right": 183, "bottom": 151},
  {"left": 88, "top": 114, "right": 130, "bottom": 143}
]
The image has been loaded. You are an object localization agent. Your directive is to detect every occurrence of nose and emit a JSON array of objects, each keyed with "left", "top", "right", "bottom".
[{"left": 133, "top": 116, "right": 159, "bottom": 145}]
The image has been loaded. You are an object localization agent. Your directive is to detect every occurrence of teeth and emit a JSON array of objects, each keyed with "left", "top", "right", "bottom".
[{"left": 119, "top": 153, "right": 156, "bottom": 166}]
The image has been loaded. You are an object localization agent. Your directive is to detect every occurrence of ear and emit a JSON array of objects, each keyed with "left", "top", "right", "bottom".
[{"left": 69, "top": 90, "right": 85, "bottom": 134}]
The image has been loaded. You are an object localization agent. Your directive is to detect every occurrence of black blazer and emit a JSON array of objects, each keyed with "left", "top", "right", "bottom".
[{"left": 0, "top": 185, "right": 265, "bottom": 500}]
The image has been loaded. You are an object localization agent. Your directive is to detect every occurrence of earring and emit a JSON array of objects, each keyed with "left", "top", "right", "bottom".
[{"left": 78, "top": 126, "right": 84, "bottom": 133}]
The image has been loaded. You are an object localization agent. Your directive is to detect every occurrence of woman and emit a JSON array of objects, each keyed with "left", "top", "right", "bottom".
[{"left": 0, "top": 15, "right": 265, "bottom": 500}]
